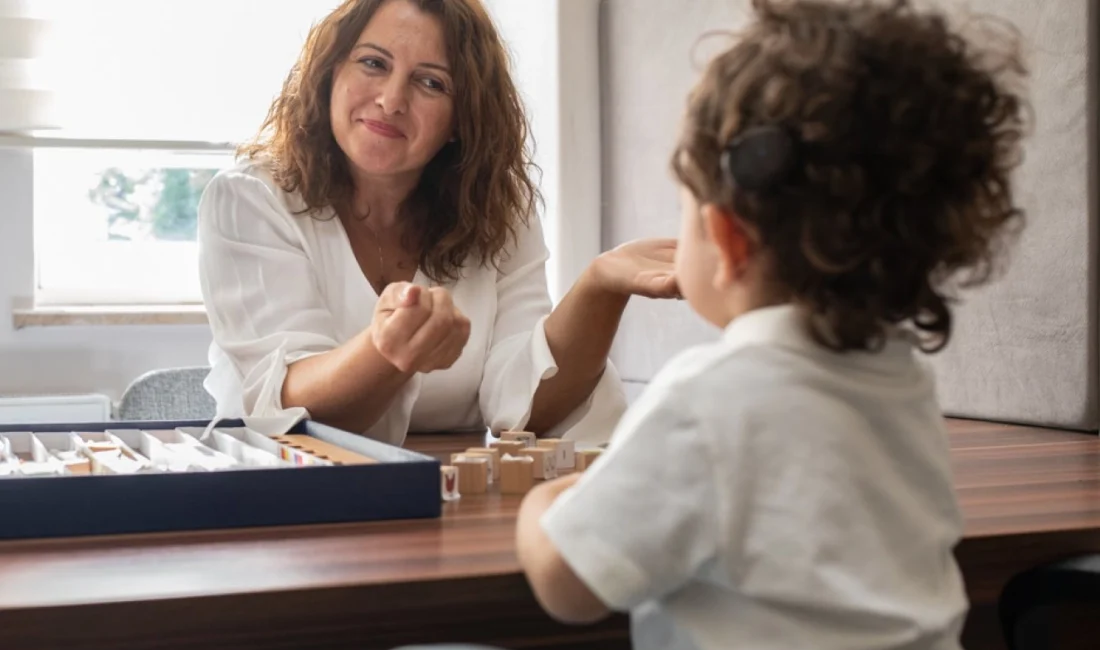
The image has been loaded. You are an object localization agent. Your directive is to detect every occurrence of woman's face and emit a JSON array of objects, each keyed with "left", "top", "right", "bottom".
[{"left": 330, "top": 0, "right": 455, "bottom": 185}]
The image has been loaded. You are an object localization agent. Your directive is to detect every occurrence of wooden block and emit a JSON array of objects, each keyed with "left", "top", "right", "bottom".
[
  {"left": 575, "top": 449, "right": 603, "bottom": 471},
  {"left": 465, "top": 447, "right": 501, "bottom": 474},
  {"left": 500, "top": 431, "right": 537, "bottom": 448},
  {"left": 517, "top": 447, "right": 556, "bottom": 479},
  {"left": 489, "top": 440, "right": 525, "bottom": 457},
  {"left": 271, "top": 435, "right": 376, "bottom": 465},
  {"left": 500, "top": 454, "right": 535, "bottom": 495},
  {"left": 464, "top": 451, "right": 496, "bottom": 483},
  {"left": 537, "top": 439, "right": 575, "bottom": 469},
  {"left": 452, "top": 451, "right": 496, "bottom": 483},
  {"left": 556, "top": 439, "right": 576, "bottom": 469},
  {"left": 440, "top": 465, "right": 461, "bottom": 501},
  {"left": 453, "top": 455, "right": 489, "bottom": 494}
]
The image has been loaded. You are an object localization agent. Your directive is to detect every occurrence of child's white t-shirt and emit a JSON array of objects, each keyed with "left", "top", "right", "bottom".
[{"left": 541, "top": 304, "right": 968, "bottom": 650}]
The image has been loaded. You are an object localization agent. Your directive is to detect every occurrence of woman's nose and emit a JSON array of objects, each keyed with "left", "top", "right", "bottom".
[{"left": 375, "top": 75, "right": 409, "bottom": 116}]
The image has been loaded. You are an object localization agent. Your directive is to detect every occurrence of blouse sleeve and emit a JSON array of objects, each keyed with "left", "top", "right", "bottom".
[
  {"left": 477, "top": 215, "right": 627, "bottom": 445},
  {"left": 198, "top": 168, "right": 343, "bottom": 420}
]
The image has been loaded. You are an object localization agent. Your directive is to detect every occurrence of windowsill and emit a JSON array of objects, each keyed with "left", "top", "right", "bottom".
[{"left": 11, "top": 301, "right": 208, "bottom": 329}]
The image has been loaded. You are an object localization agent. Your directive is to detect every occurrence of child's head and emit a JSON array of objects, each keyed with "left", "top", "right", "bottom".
[{"left": 671, "top": 0, "right": 1028, "bottom": 353}]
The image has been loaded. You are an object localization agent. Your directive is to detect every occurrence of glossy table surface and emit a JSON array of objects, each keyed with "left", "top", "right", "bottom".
[{"left": 0, "top": 418, "right": 1098, "bottom": 649}]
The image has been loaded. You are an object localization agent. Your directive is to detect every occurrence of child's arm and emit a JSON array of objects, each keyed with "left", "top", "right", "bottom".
[
  {"left": 513, "top": 378, "right": 723, "bottom": 627},
  {"left": 516, "top": 473, "right": 611, "bottom": 624}
]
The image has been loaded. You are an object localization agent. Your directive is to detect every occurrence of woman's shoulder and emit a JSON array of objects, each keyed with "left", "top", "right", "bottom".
[
  {"left": 199, "top": 157, "right": 325, "bottom": 245},
  {"left": 203, "top": 158, "right": 322, "bottom": 222},
  {"left": 206, "top": 158, "right": 289, "bottom": 204}
]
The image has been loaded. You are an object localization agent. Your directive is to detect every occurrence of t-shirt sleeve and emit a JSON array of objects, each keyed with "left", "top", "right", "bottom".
[
  {"left": 477, "top": 215, "right": 626, "bottom": 443},
  {"left": 539, "top": 380, "right": 721, "bottom": 610},
  {"left": 198, "top": 169, "right": 341, "bottom": 418}
]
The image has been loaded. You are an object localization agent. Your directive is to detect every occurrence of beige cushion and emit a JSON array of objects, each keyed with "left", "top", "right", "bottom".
[{"left": 602, "top": 0, "right": 1097, "bottom": 429}]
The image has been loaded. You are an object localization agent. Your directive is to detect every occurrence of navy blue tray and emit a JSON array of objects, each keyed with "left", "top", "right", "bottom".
[{"left": 0, "top": 418, "right": 441, "bottom": 540}]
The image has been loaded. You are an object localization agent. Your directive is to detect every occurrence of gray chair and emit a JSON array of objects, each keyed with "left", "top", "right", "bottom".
[{"left": 116, "top": 366, "right": 217, "bottom": 422}]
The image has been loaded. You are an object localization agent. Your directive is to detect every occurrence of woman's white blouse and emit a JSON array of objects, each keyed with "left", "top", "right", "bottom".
[{"left": 197, "top": 161, "right": 625, "bottom": 447}]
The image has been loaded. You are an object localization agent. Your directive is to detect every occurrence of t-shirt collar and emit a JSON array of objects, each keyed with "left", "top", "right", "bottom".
[
  {"left": 721, "top": 303, "right": 813, "bottom": 353},
  {"left": 720, "top": 303, "right": 919, "bottom": 368}
]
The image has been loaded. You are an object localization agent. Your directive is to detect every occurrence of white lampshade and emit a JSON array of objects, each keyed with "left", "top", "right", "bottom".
[{"left": 0, "top": 2, "right": 59, "bottom": 132}]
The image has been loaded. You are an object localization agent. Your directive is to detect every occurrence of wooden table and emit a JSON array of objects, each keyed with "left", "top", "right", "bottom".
[{"left": 0, "top": 419, "right": 1098, "bottom": 650}]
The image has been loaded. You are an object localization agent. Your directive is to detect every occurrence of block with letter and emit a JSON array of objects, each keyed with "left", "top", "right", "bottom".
[
  {"left": 500, "top": 454, "right": 535, "bottom": 495},
  {"left": 517, "top": 447, "right": 555, "bottom": 479},
  {"left": 465, "top": 447, "right": 501, "bottom": 474},
  {"left": 452, "top": 454, "right": 490, "bottom": 494},
  {"left": 452, "top": 451, "right": 496, "bottom": 483},
  {"left": 536, "top": 438, "right": 574, "bottom": 469},
  {"left": 489, "top": 440, "right": 525, "bottom": 457},
  {"left": 575, "top": 449, "right": 603, "bottom": 471},
  {"left": 500, "top": 431, "right": 536, "bottom": 448},
  {"left": 440, "top": 465, "right": 461, "bottom": 501}
]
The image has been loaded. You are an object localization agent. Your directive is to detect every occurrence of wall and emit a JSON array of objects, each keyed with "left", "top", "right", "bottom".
[
  {"left": 601, "top": 0, "right": 751, "bottom": 402},
  {"left": 488, "top": 0, "right": 603, "bottom": 303},
  {"left": 0, "top": 148, "right": 211, "bottom": 402},
  {"left": 601, "top": 0, "right": 1098, "bottom": 429}
]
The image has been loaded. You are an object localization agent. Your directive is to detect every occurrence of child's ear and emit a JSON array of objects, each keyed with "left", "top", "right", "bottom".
[{"left": 701, "top": 203, "right": 753, "bottom": 289}]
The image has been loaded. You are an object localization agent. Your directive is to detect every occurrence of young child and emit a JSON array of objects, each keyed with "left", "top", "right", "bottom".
[{"left": 515, "top": 1, "right": 1027, "bottom": 649}]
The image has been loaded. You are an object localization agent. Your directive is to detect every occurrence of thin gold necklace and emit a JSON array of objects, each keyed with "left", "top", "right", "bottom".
[{"left": 361, "top": 218, "right": 388, "bottom": 287}]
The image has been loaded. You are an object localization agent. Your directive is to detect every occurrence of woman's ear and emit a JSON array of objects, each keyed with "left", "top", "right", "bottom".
[{"left": 700, "top": 203, "right": 753, "bottom": 290}]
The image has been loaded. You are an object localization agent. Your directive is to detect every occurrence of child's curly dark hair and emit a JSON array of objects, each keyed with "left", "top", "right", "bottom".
[{"left": 671, "top": 0, "right": 1028, "bottom": 353}]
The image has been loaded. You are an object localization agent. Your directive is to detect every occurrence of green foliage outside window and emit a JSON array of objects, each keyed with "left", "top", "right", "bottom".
[{"left": 88, "top": 167, "right": 217, "bottom": 242}]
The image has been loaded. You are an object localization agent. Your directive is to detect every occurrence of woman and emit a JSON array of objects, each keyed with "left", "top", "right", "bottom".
[{"left": 197, "top": 0, "right": 677, "bottom": 446}]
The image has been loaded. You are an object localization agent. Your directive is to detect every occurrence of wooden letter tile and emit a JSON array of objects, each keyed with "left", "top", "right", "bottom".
[
  {"left": 452, "top": 451, "right": 495, "bottom": 484},
  {"left": 537, "top": 439, "right": 575, "bottom": 469},
  {"left": 465, "top": 447, "right": 501, "bottom": 475},
  {"left": 490, "top": 440, "right": 525, "bottom": 457},
  {"left": 500, "top": 454, "right": 535, "bottom": 495},
  {"left": 440, "top": 465, "right": 461, "bottom": 501},
  {"left": 452, "top": 455, "right": 489, "bottom": 494},
  {"left": 575, "top": 449, "right": 603, "bottom": 471},
  {"left": 517, "top": 447, "right": 556, "bottom": 479},
  {"left": 500, "top": 431, "right": 537, "bottom": 448}
]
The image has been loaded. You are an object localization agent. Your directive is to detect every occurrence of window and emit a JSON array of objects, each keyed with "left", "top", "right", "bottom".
[
  {"left": 3, "top": 0, "right": 599, "bottom": 308},
  {"left": 32, "top": 148, "right": 234, "bottom": 305},
  {"left": 3, "top": 0, "right": 341, "bottom": 306}
]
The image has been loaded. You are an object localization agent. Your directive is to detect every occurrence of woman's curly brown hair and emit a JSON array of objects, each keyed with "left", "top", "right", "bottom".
[
  {"left": 672, "top": 0, "right": 1029, "bottom": 353},
  {"left": 238, "top": 0, "right": 538, "bottom": 283}
]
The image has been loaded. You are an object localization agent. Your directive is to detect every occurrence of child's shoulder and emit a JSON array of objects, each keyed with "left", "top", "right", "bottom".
[{"left": 640, "top": 336, "right": 815, "bottom": 420}]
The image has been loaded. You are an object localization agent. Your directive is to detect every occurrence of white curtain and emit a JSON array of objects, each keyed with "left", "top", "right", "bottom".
[{"left": 0, "top": 0, "right": 341, "bottom": 144}]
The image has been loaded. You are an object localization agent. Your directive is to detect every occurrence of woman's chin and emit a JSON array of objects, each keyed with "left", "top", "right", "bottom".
[{"left": 347, "top": 153, "right": 412, "bottom": 179}]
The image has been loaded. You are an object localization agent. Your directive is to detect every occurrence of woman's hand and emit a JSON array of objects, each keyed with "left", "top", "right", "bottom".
[
  {"left": 588, "top": 238, "right": 680, "bottom": 299},
  {"left": 369, "top": 282, "right": 471, "bottom": 374},
  {"left": 525, "top": 238, "right": 678, "bottom": 433}
]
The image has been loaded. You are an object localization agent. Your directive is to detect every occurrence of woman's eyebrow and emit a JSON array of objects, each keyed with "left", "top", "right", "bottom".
[{"left": 352, "top": 42, "right": 450, "bottom": 74}]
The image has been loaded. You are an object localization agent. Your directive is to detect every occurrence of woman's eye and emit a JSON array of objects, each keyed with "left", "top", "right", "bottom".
[
  {"left": 358, "top": 57, "right": 386, "bottom": 71},
  {"left": 420, "top": 77, "right": 447, "bottom": 94}
]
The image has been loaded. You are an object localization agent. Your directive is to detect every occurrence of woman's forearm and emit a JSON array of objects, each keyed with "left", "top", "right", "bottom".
[
  {"left": 527, "top": 267, "right": 629, "bottom": 434},
  {"left": 281, "top": 329, "right": 414, "bottom": 434}
]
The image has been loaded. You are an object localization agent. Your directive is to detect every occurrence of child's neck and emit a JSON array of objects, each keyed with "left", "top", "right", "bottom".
[
  {"left": 722, "top": 288, "right": 789, "bottom": 327},
  {"left": 715, "top": 259, "right": 792, "bottom": 328}
]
